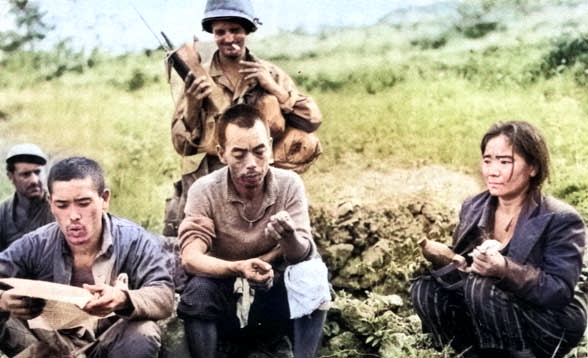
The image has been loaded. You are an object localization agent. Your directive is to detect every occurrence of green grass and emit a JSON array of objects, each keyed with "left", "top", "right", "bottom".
[
  {"left": 2, "top": 1, "right": 588, "bottom": 231},
  {"left": 0, "top": 53, "right": 180, "bottom": 232}
]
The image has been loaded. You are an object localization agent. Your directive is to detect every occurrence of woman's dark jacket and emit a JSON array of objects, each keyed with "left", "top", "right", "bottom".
[{"left": 452, "top": 190, "right": 587, "bottom": 310}]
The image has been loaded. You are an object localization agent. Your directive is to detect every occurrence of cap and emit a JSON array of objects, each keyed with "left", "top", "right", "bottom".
[
  {"left": 6, "top": 143, "right": 48, "bottom": 165},
  {"left": 202, "top": 0, "right": 258, "bottom": 33}
]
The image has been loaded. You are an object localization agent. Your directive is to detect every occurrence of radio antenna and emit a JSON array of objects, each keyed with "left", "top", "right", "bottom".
[{"left": 130, "top": 1, "right": 167, "bottom": 50}]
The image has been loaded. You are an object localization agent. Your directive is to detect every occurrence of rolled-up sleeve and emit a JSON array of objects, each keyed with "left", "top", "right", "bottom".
[
  {"left": 124, "top": 285, "right": 174, "bottom": 320},
  {"left": 178, "top": 215, "right": 216, "bottom": 254}
]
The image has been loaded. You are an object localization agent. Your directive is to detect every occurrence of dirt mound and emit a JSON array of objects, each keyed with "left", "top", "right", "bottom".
[
  {"left": 309, "top": 164, "right": 482, "bottom": 213},
  {"left": 308, "top": 166, "right": 482, "bottom": 357}
]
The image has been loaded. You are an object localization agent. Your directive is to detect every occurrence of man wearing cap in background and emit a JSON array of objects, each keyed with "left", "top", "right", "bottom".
[
  {"left": 0, "top": 143, "right": 54, "bottom": 251},
  {"left": 164, "top": 0, "right": 323, "bottom": 237}
]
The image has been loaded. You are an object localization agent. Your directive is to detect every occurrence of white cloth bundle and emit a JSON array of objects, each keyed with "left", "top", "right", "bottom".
[{"left": 284, "top": 258, "right": 331, "bottom": 319}]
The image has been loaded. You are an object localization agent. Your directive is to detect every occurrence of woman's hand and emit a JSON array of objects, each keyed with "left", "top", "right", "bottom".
[{"left": 468, "top": 241, "right": 507, "bottom": 278}]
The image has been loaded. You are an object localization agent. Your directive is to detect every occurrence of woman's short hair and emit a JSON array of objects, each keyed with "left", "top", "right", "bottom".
[{"left": 480, "top": 120, "right": 550, "bottom": 190}]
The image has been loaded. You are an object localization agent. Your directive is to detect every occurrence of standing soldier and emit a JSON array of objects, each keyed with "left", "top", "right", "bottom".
[{"left": 163, "top": 0, "right": 323, "bottom": 237}]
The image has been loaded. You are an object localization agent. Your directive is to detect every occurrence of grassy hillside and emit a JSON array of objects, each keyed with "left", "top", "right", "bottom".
[
  {"left": 252, "top": 0, "right": 588, "bottom": 218},
  {"left": 1, "top": 0, "right": 588, "bottom": 233}
]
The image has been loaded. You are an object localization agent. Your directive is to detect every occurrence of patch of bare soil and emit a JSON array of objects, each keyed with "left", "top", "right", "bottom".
[{"left": 309, "top": 164, "right": 483, "bottom": 214}]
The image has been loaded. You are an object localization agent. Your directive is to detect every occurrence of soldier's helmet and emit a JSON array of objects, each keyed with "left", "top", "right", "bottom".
[{"left": 202, "top": 0, "right": 259, "bottom": 34}]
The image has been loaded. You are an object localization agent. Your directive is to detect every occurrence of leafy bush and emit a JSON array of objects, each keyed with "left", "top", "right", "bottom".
[
  {"left": 538, "top": 34, "right": 588, "bottom": 85},
  {"left": 0, "top": 1, "right": 53, "bottom": 52},
  {"left": 410, "top": 35, "right": 448, "bottom": 50},
  {"left": 457, "top": 21, "right": 499, "bottom": 39},
  {"left": 127, "top": 69, "right": 147, "bottom": 91},
  {"left": 554, "top": 183, "right": 588, "bottom": 220},
  {"left": 0, "top": 2, "right": 95, "bottom": 85},
  {"left": 0, "top": 40, "right": 95, "bottom": 86}
]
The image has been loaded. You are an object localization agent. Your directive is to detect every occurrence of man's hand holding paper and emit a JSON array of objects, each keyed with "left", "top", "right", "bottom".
[
  {"left": 82, "top": 283, "right": 132, "bottom": 316},
  {"left": 0, "top": 290, "right": 46, "bottom": 320}
]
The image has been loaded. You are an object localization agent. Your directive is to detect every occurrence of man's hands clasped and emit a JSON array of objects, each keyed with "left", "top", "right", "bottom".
[{"left": 184, "top": 60, "right": 283, "bottom": 104}]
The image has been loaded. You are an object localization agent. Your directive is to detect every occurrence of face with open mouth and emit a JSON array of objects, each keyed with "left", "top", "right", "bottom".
[{"left": 50, "top": 176, "right": 110, "bottom": 250}]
